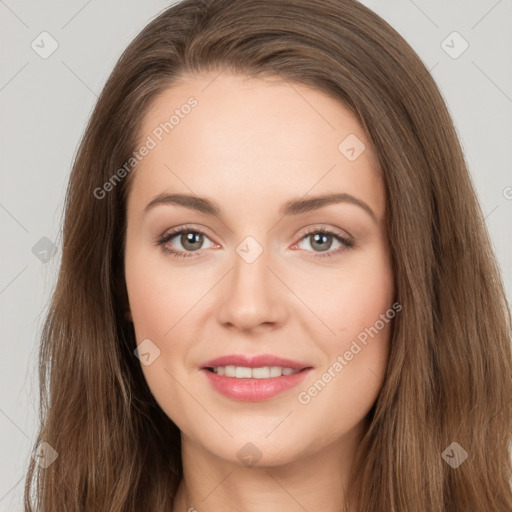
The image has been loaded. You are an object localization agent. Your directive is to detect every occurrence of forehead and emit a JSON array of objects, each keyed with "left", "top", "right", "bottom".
[{"left": 127, "top": 71, "right": 384, "bottom": 221}]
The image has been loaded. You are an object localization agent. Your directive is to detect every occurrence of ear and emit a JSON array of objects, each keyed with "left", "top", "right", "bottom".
[{"left": 124, "top": 309, "right": 133, "bottom": 322}]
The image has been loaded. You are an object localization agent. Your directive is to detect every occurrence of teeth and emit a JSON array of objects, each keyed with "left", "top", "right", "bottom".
[
  {"left": 235, "top": 366, "right": 252, "bottom": 378},
  {"left": 211, "top": 366, "right": 301, "bottom": 378}
]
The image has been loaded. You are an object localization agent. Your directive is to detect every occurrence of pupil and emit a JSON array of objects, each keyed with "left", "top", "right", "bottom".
[
  {"left": 182, "top": 232, "right": 202, "bottom": 251},
  {"left": 312, "top": 233, "right": 331, "bottom": 252}
]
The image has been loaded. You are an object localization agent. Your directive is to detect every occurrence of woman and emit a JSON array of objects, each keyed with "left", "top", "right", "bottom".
[{"left": 24, "top": 0, "right": 512, "bottom": 511}]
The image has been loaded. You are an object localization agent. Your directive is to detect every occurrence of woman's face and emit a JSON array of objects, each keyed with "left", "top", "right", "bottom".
[{"left": 124, "top": 71, "right": 394, "bottom": 467}]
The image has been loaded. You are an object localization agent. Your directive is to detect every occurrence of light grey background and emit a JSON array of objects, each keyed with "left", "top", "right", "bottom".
[{"left": 1, "top": 1, "right": 511, "bottom": 510}]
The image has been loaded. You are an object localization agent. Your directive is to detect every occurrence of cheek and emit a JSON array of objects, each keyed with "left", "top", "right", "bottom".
[
  {"left": 125, "top": 264, "right": 172, "bottom": 341},
  {"left": 124, "top": 238, "right": 202, "bottom": 340},
  {"left": 293, "top": 242, "right": 394, "bottom": 410},
  {"left": 124, "top": 250, "right": 197, "bottom": 423},
  {"left": 292, "top": 243, "right": 395, "bottom": 342}
]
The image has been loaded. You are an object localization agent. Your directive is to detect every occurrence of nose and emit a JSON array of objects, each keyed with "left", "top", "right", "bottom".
[{"left": 216, "top": 242, "right": 288, "bottom": 333}]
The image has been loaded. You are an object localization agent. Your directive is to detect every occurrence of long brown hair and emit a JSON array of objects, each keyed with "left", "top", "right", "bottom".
[{"left": 24, "top": 0, "right": 512, "bottom": 510}]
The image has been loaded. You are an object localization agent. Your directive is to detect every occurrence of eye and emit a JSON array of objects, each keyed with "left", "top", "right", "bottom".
[
  {"left": 157, "top": 226, "right": 215, "bottom": 259},
  {"left": 293, "top": 228, "right": 354, "bottom": 259},
  {"left": 156, "top": 226, "right": 354, "bottom": 259}
]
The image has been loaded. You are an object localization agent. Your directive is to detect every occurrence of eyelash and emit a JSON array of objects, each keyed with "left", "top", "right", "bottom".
[{"left": 156, "top": 225, "right": 355, "bottom": 260}]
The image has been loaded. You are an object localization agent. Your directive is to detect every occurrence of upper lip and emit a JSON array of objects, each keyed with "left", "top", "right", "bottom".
[{"left": 201, "top": 354, "right": 312, "bottom": 370}]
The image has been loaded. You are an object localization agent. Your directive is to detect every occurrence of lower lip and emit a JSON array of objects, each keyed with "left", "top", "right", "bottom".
[{"left": 202, "top": 368, "right": 312, "bottom": 402}]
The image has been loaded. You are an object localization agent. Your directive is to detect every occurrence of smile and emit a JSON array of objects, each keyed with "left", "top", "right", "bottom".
[
  {"left": 200, "top": 354, "right": 313, "bottom": 402},
  {"left": 207, "top": 366, "right": 302, "bottom": 378}
]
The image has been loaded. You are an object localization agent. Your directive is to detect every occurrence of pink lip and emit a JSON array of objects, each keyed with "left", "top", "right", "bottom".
[
  {"left": 201, "top": 353, "right": 311, "bottom": 370},
  {"left": 201, "top": 354, "right": 313, "bottom": 402}
]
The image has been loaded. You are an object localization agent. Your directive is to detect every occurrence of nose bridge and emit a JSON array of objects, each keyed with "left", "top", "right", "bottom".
[
  {"left": 233, "top": 235, "right": 270, "bottom": 287},
  {"left": 217, "top": 234, "right": 285, "bottom": 329},
  {"left": 232, "top": 233, "right": 274, "bottom": 300}
]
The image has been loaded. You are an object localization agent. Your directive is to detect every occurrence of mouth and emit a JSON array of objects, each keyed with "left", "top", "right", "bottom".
[
  {"left": 200, "top": 354, "right": 313, "bottom": 401},
  {"left": 204, "top": 365, "right": 305, "bottom": 378}
]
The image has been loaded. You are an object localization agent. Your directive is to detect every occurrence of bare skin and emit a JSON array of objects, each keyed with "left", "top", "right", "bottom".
[{"left": 124, "top": 70, "right": 395, "bottom": 512}]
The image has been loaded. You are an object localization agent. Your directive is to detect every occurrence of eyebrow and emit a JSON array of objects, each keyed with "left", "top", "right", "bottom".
[{"left": 143, "top": 192, "right": 377, "bottom": 223}]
